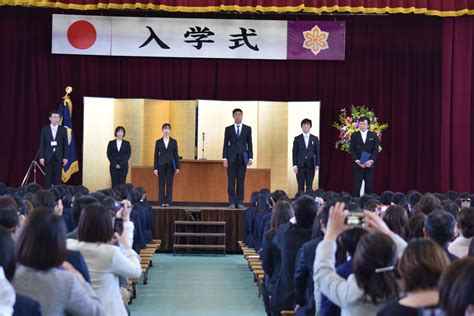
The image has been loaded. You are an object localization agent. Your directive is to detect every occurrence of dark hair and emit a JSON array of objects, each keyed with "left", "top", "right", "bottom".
[
  {"left": 269, "top": 190, "right": 289, "bottom": 206},
  {"left": 469, "top": 239, "right": 474, "bottom": 256},
  {"left": 301, "top": 118, "right": 312, "bottom": 127},
  {"left": 250, "top": 192, "right": 259, "bottom": 207},
  {"left": 458, "top": 207, "right": 474, "bottom": 238},
  {"left": 380, "top": 191, "right": 394, "bottom": 205},
  {"left": 443, "top": 202, "right": 460, "bottom": 220},
  {"left": 424, "top": 210, "right": 456, "bottom": 246},
  {"left": 438, "top": 257, "right": 474, "bottom": 316},
  {"left": 77, "top": 203, "right": 114, "bottom": 243},
  {"left": 446, "top": 191, "right": 458, "bottom": 201},
  {"left": 392, "top": 193, "right": 409, "bottom": 211},
  {"left": 398, "top": 239, "right": 449, "bottom": 293},
  {"left": 232, "top": 108, "right": 243, "bottom": 115},
  {"left": 383, "top": 205, "right": 408, "bottom": 237},
  {"left": 31, "top": 190, "right": 56, "bottom": 208},
  {"left": 162, "top": 123, "right": 171, "bottom": 130},
  {"left": 16, "top": 208, "right": 67, "bottom": 270},
  {"left": 345, "top": 202, "right": 362, "bottom": 213},
  {"left": 0, "top": 183, "right": 7, "bottom": 196},
  {"left": 0, "top": 226, "right": 16, "bottom": 281},
  {"left": 72, "top": 195, "right": 99, "bottom": 226},
  {"left": 363, "top": 199, "right": 382, "bottom": 212},
  {"left": 403, "top": 212, "right": 427, "bottom": 241},
  {"left": 49, "top": 110, "right": 60, "bottom": 117},
  {"left": 408, "top": 191, "right": 422, "bottom": 208},
  {"left": 414, "top": 193, "right": 442, "bottom": 215},
  {"left": 115, "top": 126, "right": 126, "bottom": 137},
  {"left": 353, "top": 232, "right": 399, "bottom": 304},
  {"left": 257, "top": 189, "right": 271, "bottom": 212},
  {"left": 269, "top": 201, "right": 294, "bottom": 233},
  {"left": 0, "top": 196, "right": 19, "bottom": 230},
  {"left": 358, "top": 116, "right": 370, "bottom": 125},
  {"left": 339, "top": 227, "right": 368, "bottom": 257},
  {"left": 292, "top": 195, "right": 317, "bottom": 229}
]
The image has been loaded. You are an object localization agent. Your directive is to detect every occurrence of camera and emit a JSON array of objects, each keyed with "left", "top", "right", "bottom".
[
  {"left": 112, "top": 201, "right": 125, "bottom": 212},
  {"left": 113, "top": 217, "right": 124, "bottom": 235},
  {"left": 344, "top": 212, "right": 364, "bottom": 227}
]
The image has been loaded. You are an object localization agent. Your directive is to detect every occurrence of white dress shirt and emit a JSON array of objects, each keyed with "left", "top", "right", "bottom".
[
  {"left": 116, "top": 139, "right": 122, "bottom": 152},
  {"left": 163, "top": 137, "right": 170, "bottom": 149},
  {"left": 235, "top": 124, "right": 241, "bottom": 136},
  {"left": 448, "top": 235, "right": 472, "bottom": 258},
  {"left": 360, "top": 130, "right": 368, "bottom": 143},
  {"left": 50, "top": 124, "right": 58, "bottom": 140},
  {"left": 303, "top": 132, "right": 310, "bottom": 148}
]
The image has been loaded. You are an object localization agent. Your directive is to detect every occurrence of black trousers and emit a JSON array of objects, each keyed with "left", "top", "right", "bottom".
[
  {"left": 45, "top": 155, "right": 62, "bottom": 189},
  {"left": 353, "top": 163, "right": 374, "bottom": 197},
  {"left": 110, "top": 165, "right": 128, "bottom": 188},
  {"left": 158, "top": 164, "right": 174, "bottom": 205},
  {"left": 227, "top": 157, "right": 247, "bottom": 204},
  {"left": 296, "top": 162, "right": 316, "bottom": 193}
]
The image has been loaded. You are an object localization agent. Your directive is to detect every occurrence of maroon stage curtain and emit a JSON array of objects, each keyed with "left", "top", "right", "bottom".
[
  {"left": 1, "top": 0, "right": 474, "bottom": 16},
  {"left": 1, "top": 7, "right": 474, "bottom": 193}
]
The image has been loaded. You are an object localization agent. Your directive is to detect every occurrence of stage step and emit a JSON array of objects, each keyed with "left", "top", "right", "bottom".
[
  {"left": 173, "top": 244, "right": 226, "bottom": 249},
  {"left": 174, "top": 232, "right": 226, "bottom": 237}
]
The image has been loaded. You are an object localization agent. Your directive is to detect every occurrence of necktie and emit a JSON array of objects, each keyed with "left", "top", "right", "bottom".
[{"left": 237, "top": 125, "right": 240, "bottom": 138}]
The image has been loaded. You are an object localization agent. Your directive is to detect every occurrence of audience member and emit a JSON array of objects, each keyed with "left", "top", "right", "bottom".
[
  {"left": 423, "top": 209, "right": 458, "bottom": 261},
  {"left": 448, "top": 207, "right": 474, "bottom": 258}
]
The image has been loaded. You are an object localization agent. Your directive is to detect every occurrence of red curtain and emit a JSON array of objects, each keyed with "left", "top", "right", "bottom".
[
  {"left": 1, "top": 7, "right": 473, "bottom": 193},
  {"left": 1, "top": 0, "right": 473, "bottom": 16}
]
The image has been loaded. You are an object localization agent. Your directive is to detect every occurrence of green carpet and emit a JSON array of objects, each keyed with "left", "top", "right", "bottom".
[{"left": 129, "top": 254, "right": 266, "bottom": 316}]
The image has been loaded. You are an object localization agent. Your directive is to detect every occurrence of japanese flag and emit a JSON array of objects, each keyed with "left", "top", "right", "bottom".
[{"left": 52, "top": 15, "right": 112, "bottom": 56}]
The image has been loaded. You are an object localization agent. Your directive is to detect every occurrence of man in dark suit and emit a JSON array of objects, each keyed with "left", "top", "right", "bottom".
[
  {"left": 349, "top": 116, "right": 380, "bottom": 197},
  {"left": 222, "top": 108, "right": 253, "bottom": 209},
  {"left": 106, "top": 126, "right": 132, "bottom": 188},
  {"left": 153, "top": 123, "right": 180, "bottom": 207},
  {"left": 292, "top": 118, "right": 320, "bottom": 193},
  {"left": 39, "top": 111, "right": 68, "bottom": 188}
]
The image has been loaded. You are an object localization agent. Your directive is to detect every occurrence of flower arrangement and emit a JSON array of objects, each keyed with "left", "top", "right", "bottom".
[{"left": 333, "top": 105, "right": 389, "bottom": 153}]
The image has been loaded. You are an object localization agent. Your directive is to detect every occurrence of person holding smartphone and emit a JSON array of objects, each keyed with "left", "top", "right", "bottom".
[{"left": 153, "top": 123, "right": 180, "bottom": 207}]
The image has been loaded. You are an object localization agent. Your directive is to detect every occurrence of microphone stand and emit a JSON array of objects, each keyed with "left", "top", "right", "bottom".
[{"left": 200, "top": 132, "right": 207, "bottom": 160}]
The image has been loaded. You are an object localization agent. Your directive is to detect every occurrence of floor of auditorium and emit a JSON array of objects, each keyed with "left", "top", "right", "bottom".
[{"left": 129, "top": 254, "right": 266, "bottom": 316}]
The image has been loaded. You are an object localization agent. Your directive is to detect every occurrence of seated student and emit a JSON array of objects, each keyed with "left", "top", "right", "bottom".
[
  {"left": 244, "top": 191, "right": 259, "bottom": 245},
  {"left": 314, "top": 203, "right": 407, "bottom": 316},
  {"left": 271, "top": 195, "right": 318, "bottom": 315},
  {"left": 294, "top": 200, "right": 340, "bottom": 316},
  {"left": 259, "top": 190, "right": 289, "bottom": 251},
  {"left": 130, "top": 187, "right": 152, "bottom": 244},
  {"left": 382, "top": 205, "right": 408, "bottom": 237},
  {"left": 377, "top": 239, "right": 450, "bottom": 316},
  {"left": 413, "top": 193, "right": 442, "bottom": 215},
  {"left": 423, "top": 209, "right": 459, "bottom": 261},
  {"left": 407, "top": 191, "right": 422, "bottom": 214},
  {"left": 67, "top": 203, "right": 141, "bottom": 315},
  {"left": 449, "top": 207, "right": 474, "bottom": 258},
  {"left": 391, "top": 193, "right": 409, "bottom": 214},
  {"left": 261, "top": 201, "right": 294, "bottom": 316},
  {"left": 319, "top": 227, "right": 368, "bottom": 316},
  {"left": 438, "top": 257, "right": 474, "bottom": 316},
  {"left": 250, "top": 188, "right": 271, "bottom": 250},
  {"left": 66, "top": 195, "right": 100, "bottom": 239},
  {"left": 0, "top": 226, "right": 42, "bottom": 316},
  {"left": 0, "top": 196, "right": 21, "bottom": 239},
  {"left": 13, "top": 208, "right": 103, "bottom": 316},
  {"left": 136, "top": 187, "right": 154, "bottom": 243},
  {"left": 403, "top": 212, "right": 426, "bottom": 241}
]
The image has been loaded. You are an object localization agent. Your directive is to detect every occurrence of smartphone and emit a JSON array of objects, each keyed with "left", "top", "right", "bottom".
[
  {"left": 113, "top": 217, "right": 124, "bottom": 235},
  {"left": 345, "top": 212, "right": 364, "bottom": 227},
  {"left": 461, "top": 198, "right": 471, "bottom": 209}
]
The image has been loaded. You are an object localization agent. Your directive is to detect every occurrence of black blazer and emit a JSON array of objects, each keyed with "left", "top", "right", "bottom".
[
  {"left": 39, "top": 125, "right": 68, "bottom": 162},
  {"left": 153, "top": 137, "right": 179, "bottom": 170},
  {"left": 13, "top": 294, "right": 41, "bottom": 316},
  {"left": 349, "top": 130, "right": 380, "bottom": 163},
  {"left": 272, "top": 222, "right": 313, "bottom": 311},
  {"left": 106, "top": 139, "right": 131, "bottom": 168},
  {"left": 222, "top": 124, "right": 253, "bottom": 162},
  {"left": 292, "top": 134, "right": 320, "bottom": 168}
]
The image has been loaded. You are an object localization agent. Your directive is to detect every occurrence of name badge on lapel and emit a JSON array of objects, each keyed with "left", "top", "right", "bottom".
[{"left": 51, "top": 141, "right": 58, "bottom": 146}]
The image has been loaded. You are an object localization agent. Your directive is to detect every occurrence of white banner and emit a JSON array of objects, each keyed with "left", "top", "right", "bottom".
[{"left": 52, "top": 15, "right": 287, "bottom": 60}]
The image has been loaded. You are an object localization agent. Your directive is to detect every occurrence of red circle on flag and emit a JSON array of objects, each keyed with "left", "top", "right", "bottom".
[{"left": 67, "top": 20, "right": 97, "bottom": 50}]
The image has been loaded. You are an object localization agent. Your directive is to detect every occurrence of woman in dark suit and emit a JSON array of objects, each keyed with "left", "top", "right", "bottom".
[
  {"left": 106, "top": 126, "right": 131, "bottom": 188},
  {"left": 153, "top": 123, "right": 180, "bottom": 207}
]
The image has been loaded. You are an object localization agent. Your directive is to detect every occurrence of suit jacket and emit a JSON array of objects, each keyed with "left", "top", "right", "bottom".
[
  {"left": 349, "top": 130, "right": 380, "bottom": 163},
  {"left": 222, "top": 124, "right": 253, "bottom": 162},
  {"left": 292, "top": 134, "right": 320, "bottom": 168},
  {"left": 261, "top": 230, "right": 282, "bottom": 295},
  {"left": 106, "top": 139, "right": 131, "bottom": 168},
  {"left": 13, "top": 294, "right": 42, "bottom": 316},
  {"left": 39, "top": 125, "right": 68, "bottom": 162},
  {"left": 153, "top": 137, "right": 179, "bottom": 170}
]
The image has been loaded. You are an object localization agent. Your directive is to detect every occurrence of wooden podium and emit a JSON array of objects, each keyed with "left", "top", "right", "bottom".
[{"left": 131, "top": 160, "right": 271, "bottom": 203}]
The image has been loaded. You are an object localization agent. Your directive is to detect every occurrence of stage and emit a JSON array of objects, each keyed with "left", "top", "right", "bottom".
[{"left": 151, "top": 205, "right": 246, "bottom": 253}]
